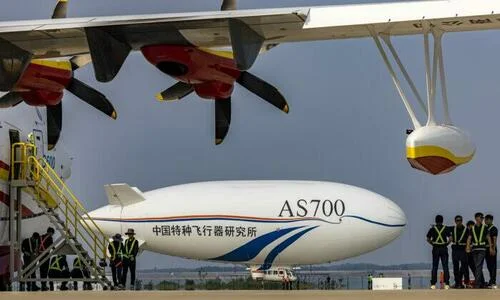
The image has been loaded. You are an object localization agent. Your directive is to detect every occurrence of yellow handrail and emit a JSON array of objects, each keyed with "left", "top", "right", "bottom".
[
  {"left": 29, "top": 157, "right": 107, "bottom": 260},
  {"left": 11, "top": 142, "right": 36, "bottom": 181},
  {"left": 11, "top": 142, "right": 108, "bottom": 264}
]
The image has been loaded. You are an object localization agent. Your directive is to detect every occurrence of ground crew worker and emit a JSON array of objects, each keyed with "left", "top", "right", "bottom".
[
  {"left": 21, "top": 232, "right": 40, "bottom": 291},
  {"left": 426, "top": 215, "right": 450, "bottom": 289},
  {"left": 39, "top": 227, "right": 55, "bottom": 291},
  {"left": 466, "top": 220, "right": 476, "bottom": 283},
  {"left": 71, "top": 256, "right": 92, "bottom": 291},
  {"left": 108, "top": 233, "right": 124, "bottom": 287},
  {"left": 450, "top": 215, "right": 469, "bottom": 288},
  {"left": 48, "top": 254, "right": 70, "bottom": 291},
  {"left": 485, "top": 214, "right": 497, "bottom": 289},
  {"left": 121, "top": 228, "right": 139, "bottom": 290},
  {"left": 367, "top": 273, "right": 373, "bottom": 290},
  {"left": 466, "top": 212, "right": 494, "bottom": 289}
]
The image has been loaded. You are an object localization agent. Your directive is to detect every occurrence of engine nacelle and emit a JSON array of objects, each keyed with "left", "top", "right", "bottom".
[{"left": 406, "top": 125, "right": 475, "bottom": 175}]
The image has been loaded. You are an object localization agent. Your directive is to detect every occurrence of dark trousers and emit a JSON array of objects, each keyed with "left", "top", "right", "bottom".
[
  {"left": 472, "top": 250, "right": 486, "bottom": 288},
  {"left": 39, "top": 259, "right": 49, "bottom": 290},
  {"left": 71, "top": 268, "right": 91, "bottom": 290},
  {"left": 22, "top": 255, "right": 37, "bottom": 291},
  {"left": 48, "top": 269, "right": 70, "bottom": 291},
  {"left": 431, "top": 247, "right": 449, "bottom": 285},
  {"left": 452, "top": 248, "right": 469, "bottom": 285},
  {"left": 467, "top": 252, "right": 476, "bottom": 278},
  {"left": 121, "top": 258, "right": 136, "bottom": 289},
  {"left": 111, "top": 260, "right": 123, "bottom": 286},
  {"left": 486, "top": 249, "right": 497, "bottom": 285}
]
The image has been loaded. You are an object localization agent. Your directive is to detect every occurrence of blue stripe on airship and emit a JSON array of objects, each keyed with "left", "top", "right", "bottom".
[
  {"left": 259, "top": 226, "right": 319, "bottom": 270},
  {"left": 210, "top": 226, "right": 305, "bottom": 262}
]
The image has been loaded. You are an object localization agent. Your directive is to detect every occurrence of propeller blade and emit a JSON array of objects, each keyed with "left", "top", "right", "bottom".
[
  {"left": 46, "top": 102, "right": 62, "bottom": 150},
  {"left": 236, "top": 71, "right": 289, "bottom": 113},
  {"left": 215, "top": 98, "right": 231, "bottom": 145},
  {"left": 0, "top": 92, "right": 23, "bottom": 108},
  {"left": 65, "top": 77, "right": 117, "bottom": 119},
  {"left": 221, "top": 0, "right": 237, "bottom": 10},
  {"left": 155, "top": 82, "right": 194, "bottom": 102},
  {"left": 52, "top": 0, "right": 68, "bottom": 19},
  {"left": 70, "top": 54, "right": 92, "bottom": 71}
]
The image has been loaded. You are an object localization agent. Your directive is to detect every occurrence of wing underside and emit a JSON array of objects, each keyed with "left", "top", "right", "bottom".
[{"left": 1, "top": 0, "right": 500, "bottom": 59}]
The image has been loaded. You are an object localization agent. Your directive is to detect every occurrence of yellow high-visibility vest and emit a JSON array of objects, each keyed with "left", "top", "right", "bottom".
[
  {"left": 472, "top": 224, "right": 486, "bottom": 246},
  {"left": 432, "top": 226, "right": 447, "bottom": 245}
]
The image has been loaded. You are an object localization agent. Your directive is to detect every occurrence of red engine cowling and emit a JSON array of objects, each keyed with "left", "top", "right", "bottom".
[
  {"left": 141, "top": 45, "right": 241, "bottom": 100},
  {"left": 20, "top": 90, "right": 63, "bottom": 106},
  {"left": 195, "top": 82, "right": 234, "bottom": 100},
  {"left": 13, "top": 60, "right": 72, "bottom": 106}
]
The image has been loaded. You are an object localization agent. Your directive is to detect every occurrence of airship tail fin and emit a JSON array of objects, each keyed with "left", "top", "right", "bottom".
[{"left": 104, "top": 183, "right": 146, "bottom": 206}]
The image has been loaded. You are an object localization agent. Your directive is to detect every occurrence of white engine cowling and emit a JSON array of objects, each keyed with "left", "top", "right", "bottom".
[{"left": 406, "top": 125, "right": 475, "bottom": 175}]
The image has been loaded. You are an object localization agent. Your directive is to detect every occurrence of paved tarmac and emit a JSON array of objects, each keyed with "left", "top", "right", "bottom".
[{"left": 1, "top": 290, "right": 500, "bottom": 300}]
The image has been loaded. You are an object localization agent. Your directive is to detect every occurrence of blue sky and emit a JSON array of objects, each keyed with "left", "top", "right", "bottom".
[{"left": 3, "top": 0, "right": 500, "bottom": 269}]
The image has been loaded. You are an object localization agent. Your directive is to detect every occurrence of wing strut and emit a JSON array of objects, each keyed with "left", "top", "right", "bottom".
[
  {"left": 228, "top": 19, "right": 264, "bottom": 71},
  {"left": 368, "top": 24, "right": 452, "bottom": 129},
  {"left": 0, "top": 38, "right": 32, "bottom": 91}
]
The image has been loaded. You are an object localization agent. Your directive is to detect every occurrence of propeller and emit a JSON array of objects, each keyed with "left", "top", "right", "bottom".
[
  {"left": 154, "top": 0, "right": 288, "bottom": 145},
  {"left": 44, "top": 57, "right": 116, "bottom": 149},
  {"left": 159, "top": 71, "right": 288, "bottom": 145},
  {"left": 47, "top": 1, "right": 115, "bottom": 149}
]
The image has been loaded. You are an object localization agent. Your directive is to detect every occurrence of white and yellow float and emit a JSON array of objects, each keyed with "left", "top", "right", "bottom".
[
  {"left": 370, "top": 26, "right": 475, "bottom": 175},
  {"left": 406, "top": 125, "right": 475, "bottom": 175}
]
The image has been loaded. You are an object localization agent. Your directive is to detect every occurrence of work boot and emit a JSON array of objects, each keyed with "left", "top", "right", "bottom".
[
  {"left": 31, "top": 284, "right": 40, "bottom": 292},
  {"left": 60, "top": 283, "right": 69, "bottom": 291}
]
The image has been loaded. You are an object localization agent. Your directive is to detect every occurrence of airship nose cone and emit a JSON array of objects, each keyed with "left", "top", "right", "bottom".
[{"left": 385, "top": 200, "right": 407, "bottom": 228}]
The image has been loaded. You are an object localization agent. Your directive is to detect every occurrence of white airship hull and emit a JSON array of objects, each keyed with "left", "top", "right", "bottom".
[{"left": 88, "top": 181, "right": 406, "bottom": 267}]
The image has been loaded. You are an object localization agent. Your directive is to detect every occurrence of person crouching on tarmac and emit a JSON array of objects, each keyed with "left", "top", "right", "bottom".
[
  {"left": 466, "top": 212, "right": 494, "bottom": 289},
  {"left": 450, "top": 215, "right": 469, "bottom": 288},
  {"left": 71, "top": 256, "right": 92, "bottom": 291},
  {"left": 48, "top": 254, "right": 70, "bottom": 291},
  {"left": 108, "top": 233, "right": 124, "bottom": 288},
  {"left": 426, "top": 214, "right": 450, "bottom": 289},
  {"left": 485, "top": 214, "right": 498, "bottom": 289},
  {"left": 121, "top": 229, "right": 139, "bottom": 290}
]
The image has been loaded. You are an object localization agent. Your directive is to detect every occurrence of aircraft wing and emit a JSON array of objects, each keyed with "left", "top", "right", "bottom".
[{"left": 2, "top": 0, "right": 500, "bottom": 59}]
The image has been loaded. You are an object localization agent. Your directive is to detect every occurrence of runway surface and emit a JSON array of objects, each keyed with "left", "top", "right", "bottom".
[{"left": 2, "top": 290, "right": 500, "bottom": 299}]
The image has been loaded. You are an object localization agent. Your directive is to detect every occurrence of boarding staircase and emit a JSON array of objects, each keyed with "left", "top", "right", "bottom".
[{"left": 10, "top": 142, "right": 112, "bottom": 289}]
